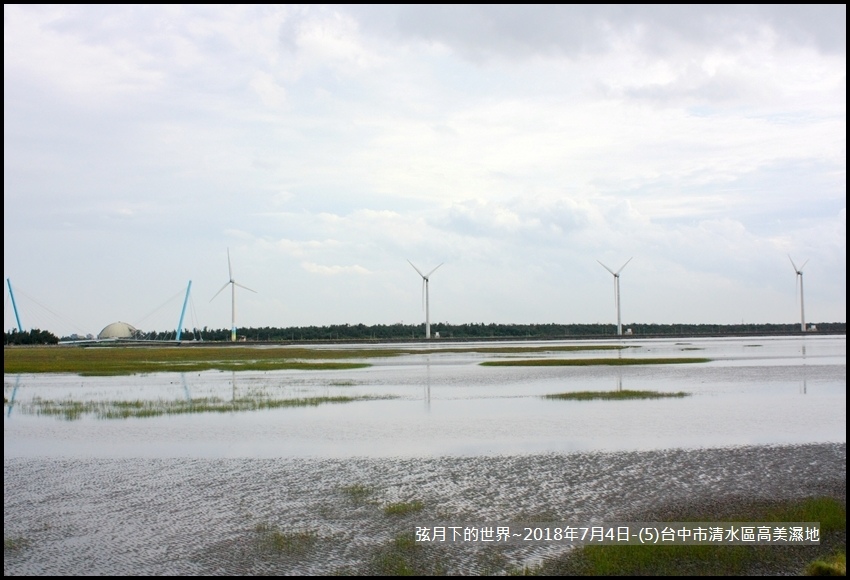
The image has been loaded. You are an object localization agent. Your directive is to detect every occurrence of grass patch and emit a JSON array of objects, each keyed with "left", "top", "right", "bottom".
[
  {"left": 4, "top": 344, "right": 629, "bottom": 375},
  {"left": 4, "top": 537, "right": 29, "bottom": 552},
  {"left": 383, "top": 501, "right": 425, "bottom": 516},
  {"left": 21, "top": 395, "right": 392, "bottom": 420},
  {"left": 3, "top": 346, "right": 373, "bottom": 375},
  {"left": 544, "top": 390, "right": 689, "bottom": 401},
  {"left": 254, "top": 523, "right": 318, "bottom": 555},
  {"left": 367, "top": 532, "right": 447, "bottom": 576},
  {"left": 535, "top": 496, "right": 845, "bottom": 576},
  {"left": 341, "top": 483, "right": 375, "bottom": 503},
  {"left": 482, "top": 357, "right": 710, "bottom": 367},
  {"left": 806, "top": 552, "right": 846, "bottom": 576}
]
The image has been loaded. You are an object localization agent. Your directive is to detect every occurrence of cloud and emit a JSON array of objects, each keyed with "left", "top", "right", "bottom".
[
  {"left": 3, "top": 5, "right": 844, "bottom": 334},
  {"left": 250, "top": 71, "right": 287, "bottom": 108},
  {"left": 300, "top": 262, "right": 370, "bottom": 276},
  {"left": 354, "top": 5, "right": 846, "bottom": 62}
]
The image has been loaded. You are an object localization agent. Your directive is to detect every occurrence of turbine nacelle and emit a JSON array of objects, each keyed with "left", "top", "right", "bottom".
[
  {"left": 597, "top": 257, "right": 632, "bottom": 277},
  {"left": 789, "top": 255, "right": 808, "bottom": 276},
  {"left": 408, "top": 260, "right": 442, "bottom": 281}
]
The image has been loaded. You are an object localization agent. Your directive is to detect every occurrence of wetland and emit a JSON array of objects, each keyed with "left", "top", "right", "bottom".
[{"left": 4, "top": 335, "right": 846, "bottom": 574}]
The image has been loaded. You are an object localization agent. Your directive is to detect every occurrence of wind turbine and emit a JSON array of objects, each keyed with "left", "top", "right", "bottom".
[
  {"left": 789, "top": 255, "right": 808, "bottom": 332},
  {"left": 408, "top": 260, "right": 443, "bottom": 339},
  {"left": 597, "top": 258, "right": 632, "bottom": 336},
  {"left": 211, "top": 248, "right": 256, "bottom": 342}
]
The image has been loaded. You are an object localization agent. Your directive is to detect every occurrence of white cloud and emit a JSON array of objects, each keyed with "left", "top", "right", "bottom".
[
  {"left": 3, "top": 5, "right": 845, "bottom": 335},
  {"left": 301, "top": 262, "right": 370, "bottom": 276}
]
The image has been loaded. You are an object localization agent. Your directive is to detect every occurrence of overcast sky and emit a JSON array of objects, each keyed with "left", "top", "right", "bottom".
[{"left": 4, "top": 4, "right": 846, "bottom": 337}]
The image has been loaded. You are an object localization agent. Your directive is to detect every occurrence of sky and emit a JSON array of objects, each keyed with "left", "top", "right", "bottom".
[{"left": 4, "top": 4, "right": 846, "bottom": 338}]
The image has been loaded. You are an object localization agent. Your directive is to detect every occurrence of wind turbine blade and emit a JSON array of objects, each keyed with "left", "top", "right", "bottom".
[
  {"left": 788, "top": 254, "right": 799, "bottom": 272},
  {"left": 227, "top": 248, "right": 233, "bottom": 280},
  {"left": 597, "top": 260, "right": 615, "bottom": 276},
  {"left": 210, "top": 281, "right": 230, "bottom": 302},
  {"left": 799, "top": 259, "right": 809, "bottom": 271},
  {"left": 407, "top": 259, "right": 425, "bottom": 278},
  {"left": 234, "top": 282, "right": 257, "bottom": 293},
  {"left": 425, "top": 263, "right": 444, "bottom": 278},
  {"left": 421, "top": 279, "right": 425, "bottom": 311},
  {"left": 615, "top": 257, "right": 633, "bottom": 275}
]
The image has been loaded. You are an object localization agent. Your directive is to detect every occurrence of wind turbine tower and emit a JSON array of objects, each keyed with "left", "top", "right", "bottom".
[
  {"left": 789, "top": 255, "right": 808, "bottom": 332},
  {"left": 597, "top": 258, "right": 632, "bottom": 336},
  {"left": 408, "top": 260, "right": 443, "bottom": 339},
  {"left": 211, "top": 249, "right": 257, "bottom": 342}
]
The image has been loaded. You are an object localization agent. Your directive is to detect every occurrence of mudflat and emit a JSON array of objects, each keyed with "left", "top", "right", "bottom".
[{"left": 4, "top": 442, "right": 845, "bottom": 575}]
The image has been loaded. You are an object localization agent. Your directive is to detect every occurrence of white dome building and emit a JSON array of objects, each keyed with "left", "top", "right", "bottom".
[{"left": 97, "top": 322, "right": 140, "bottom": 340}]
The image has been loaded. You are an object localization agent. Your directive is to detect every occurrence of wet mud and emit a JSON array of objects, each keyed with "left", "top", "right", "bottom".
[{"left": 4, "top": 442, "right": 845, "bottom": 575}]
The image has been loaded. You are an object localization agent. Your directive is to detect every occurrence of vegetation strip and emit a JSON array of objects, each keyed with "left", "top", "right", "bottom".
[
  {"left": 358, "top": 496, "right": 845, "bottom": 576},
  {"left": 2, "top": 349, "right": 372, "bottom": 375},
  {"left": 544, "top": 390, "right": 689, "bottom": 401},
  {"left": 4, "top": 345, "right": 627, "bottom": 375},
  {"left": 383, "top": 501, "right": 425, "bottom": 516},
  {"left": 529, "top": 497, "right": 846, "bottom": 576},
  {"left": 481, "top": 357, "right": 710, "bottom": 367},
  {"left": 254, "top": 523, "right": 318, "bottom": 555},
  {"left": 20, "top": 395, "right": 392, "bottom": 420}
]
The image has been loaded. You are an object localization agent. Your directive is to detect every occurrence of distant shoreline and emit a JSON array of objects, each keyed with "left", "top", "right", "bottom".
[{"left": 46, "top": 328, "right": 847, "bottom": 347}]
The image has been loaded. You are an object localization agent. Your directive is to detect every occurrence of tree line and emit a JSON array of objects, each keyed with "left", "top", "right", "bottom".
[
  {"left": 38, "top": 321, "right": 847, "bottom": 343},
  {"left": 4, "top": 328, "right": 60, "bottom": 345}
]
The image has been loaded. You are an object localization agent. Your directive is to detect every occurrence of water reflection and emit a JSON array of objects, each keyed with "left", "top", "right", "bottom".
[
  {"left": 6, "top": 375, "right": 19, "bottom": 418},
  {"left": 424, "top": 355, "right": 431, "bottom": 411},
  {"left": 181, "top": 373, "right": 191, "bottom": 402},
  {"left": 801, "top": 343, "right": 808, "bottom": 395}
]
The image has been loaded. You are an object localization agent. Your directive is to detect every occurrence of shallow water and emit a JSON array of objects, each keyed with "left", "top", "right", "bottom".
[{"left": 4, "top": 335, "right": 845, "bottom": 458}]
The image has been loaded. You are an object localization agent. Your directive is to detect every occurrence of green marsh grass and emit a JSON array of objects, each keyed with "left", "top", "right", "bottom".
[
  {"left": 535, "top": 496, "right": 846, "bottom": 576},
  {"left": 544, "top": 390, "right": 689, "bottom": 401},
  {"left": 367, "top": 532, "right": 447, "bottom": 576},
  {"left": 341, "top": 484, "right": 376, "bottom": 504},
  {"left": 254, "top": 523, "right": 318, "bottom": 555},
  {"left": 805, "top": 552, "right": 846, "bottom": 576},
  {"left": 383, "top": 500, "right": 425, "bottom": 516},
  {"left": 3, "top": 346, "right": 372, "bottom": 375},
  {"left": 23, "top": 395, "right": 392, "bottom": 420},
  {"left": 4, "top": 344, "right": 629, "bottom": 375},
  {"left": 4, "top": 537, "right": 29, "bottom": 552},
  {"left": 482, "top": 357, "right": 710, "bottom": 367}
]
